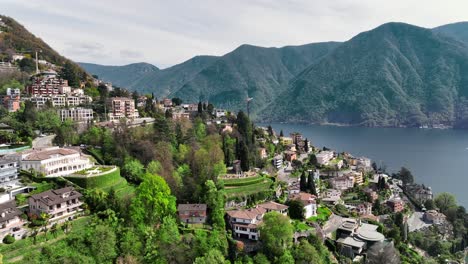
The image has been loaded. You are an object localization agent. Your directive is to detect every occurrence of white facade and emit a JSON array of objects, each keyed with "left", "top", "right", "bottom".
[
  {"left": 58, "top": 108, "right": 94, "bottom": 122},
  {"left": 331, "top": 176, "right": 355, "bottom": 190},
  {"left": 316, "top": 151, "right": 334, "bottom": 165},
  {"left": 25, "top": 95, "right": 92, "bottom": 108},
  {"left": 304, "top": 203, "right": 318, "bottom": 219},
  {"left": 17, "top": 147, "right": 93, "bottom": 177}
]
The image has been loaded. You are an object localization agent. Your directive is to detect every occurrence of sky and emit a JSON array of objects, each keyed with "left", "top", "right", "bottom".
[{"left": 1, "top": 0, "right": 468, "bottom": 68}]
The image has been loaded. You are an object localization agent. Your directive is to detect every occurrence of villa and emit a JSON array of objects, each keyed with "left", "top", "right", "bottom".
[
  {"left": 28, "top": 187, "right": 83, "bottom": 222},
  {"left": 226, "top": 207, "right": 266, "bottom": 241},
  {"left": 289, "top": 192, "right": 317, "bottom": 218},
  {"left": 316, "top": 151, "right": 334, "bottom": 165},
  {"left": 0, "top": 201, "right": 24, "bottom": 240},
  {"left": 257, "top": 201, "right": 288, "bottom": 215},
  {"left": 177, "top": 203, "right": 207, "bottom": 224},
  {"left": 0, "top": 159, "right": 18, "bottom": 187}
]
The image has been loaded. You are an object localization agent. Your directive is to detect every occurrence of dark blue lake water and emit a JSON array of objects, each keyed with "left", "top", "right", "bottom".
[{"left": 262, "top": 123, "right": 468, "bottom": 207}]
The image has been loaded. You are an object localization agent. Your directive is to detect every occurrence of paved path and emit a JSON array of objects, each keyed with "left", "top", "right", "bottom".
[
  {"left": 407, "top": 211, "right": 431, "bottom": 232},
  {"left": 322, "top": 214, "right": 343, "bottom": 238},
  {"left": 32, "top": 135, "right": 55, "bottom": 148}
]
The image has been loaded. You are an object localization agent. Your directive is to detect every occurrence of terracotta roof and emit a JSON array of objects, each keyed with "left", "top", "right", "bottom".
[
  {"left": 177, "top": 203, "right": 207, "bottom": 211},
  {"left": 226, "top": 207, "right": 266, "bottom": 220},
  {"left": 257, "top": 201, "right": 289, "bottom": 211},
  {"left": 24, "top": 148, "right": 78, "bottom": 161},
  {"left": 290, "top": 192, "right": 317, "bottom": 206}
]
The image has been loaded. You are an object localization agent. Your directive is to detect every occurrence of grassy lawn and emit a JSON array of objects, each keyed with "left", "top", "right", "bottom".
[
  {"left": 224, "top": 179, "right": 273, "bottom": 198},
  {"left": 0, "top": 216, "right": 90, "bottom": 263},
  {"left": 308, "top": 206, "right": 332, "bottom": 222},
  {"left": 223, "top": 175, "right": 264, "bottom": 186},
  {"left": 293, "top": 220, "right": 313, "bottom": 232}
]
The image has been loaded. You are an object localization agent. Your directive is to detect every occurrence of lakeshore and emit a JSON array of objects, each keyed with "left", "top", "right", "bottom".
[{"left": 263, "top": 123, "right": 468, "bottom": 207}]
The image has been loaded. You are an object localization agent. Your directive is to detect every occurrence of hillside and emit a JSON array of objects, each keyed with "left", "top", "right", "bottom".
[
  {"left": 433, "top": 22, "right": 468, "bottom": 45},
  {"left": 262, "top": 22, "right": 468, "bottom": 127},
  {"left": 0, "top": 15, "right": 87, "bottom": 78},
  {"left": 81, "top": 42, "right": 340, "bottom": 112},
  {"left": 78, "top": 62, "right": 159, "bottom": 88}
]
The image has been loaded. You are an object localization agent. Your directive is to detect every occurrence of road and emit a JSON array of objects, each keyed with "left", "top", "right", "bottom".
[
  {"left": 322, "top": 214, "right": 343, "bottom": 238},
  {"left": 407, "top": 211, "right": 431, "bottom": 232},
  {"left": 277, "top": 153, "right": 309, "bottom": 184},
  {"left": 32, "top": 135, "right": 55, "bottom": 148}
]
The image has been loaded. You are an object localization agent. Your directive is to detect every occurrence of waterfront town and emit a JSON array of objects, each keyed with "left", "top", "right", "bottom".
[{"left": 0, "top": 15, "right": 468, "bottom": 264}]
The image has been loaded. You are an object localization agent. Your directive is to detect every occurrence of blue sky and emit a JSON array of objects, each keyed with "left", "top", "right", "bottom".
[{"left": 2, "top": 0, "right": 468, "bottom": 68}]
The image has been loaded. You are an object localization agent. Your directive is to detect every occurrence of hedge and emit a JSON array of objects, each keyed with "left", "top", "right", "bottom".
[
  {"left": 66, "top": 168, "right": 122, "bottom": 189},
  {"left": 223, "top": 176, "right": 265, "bottom": 187}
]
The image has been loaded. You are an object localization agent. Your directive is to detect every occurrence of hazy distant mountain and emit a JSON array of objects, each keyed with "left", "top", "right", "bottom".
[
  {"left": 78, "top": 62, "right": 159, "bottom": 89},
  {"left": 433, "top": 22, "right": 468, "bottom": 45},
  {"left": 262, "top": 22, "right": 468, "bottom": 127},
  {"left": 170, "top": 42, "right": 341, "bottom": 112}
]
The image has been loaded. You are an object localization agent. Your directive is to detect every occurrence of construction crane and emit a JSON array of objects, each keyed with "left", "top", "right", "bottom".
[
  {"left": 246, "top": 97, "right": 253, "bottom": 118},
  {"left": 20, "top": 49, "right": 42, "bottom": 74}
]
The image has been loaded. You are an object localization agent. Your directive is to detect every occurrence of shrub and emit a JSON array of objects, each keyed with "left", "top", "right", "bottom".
[{"left": 3, "top": 234, "right": 15, "bottom": 244}]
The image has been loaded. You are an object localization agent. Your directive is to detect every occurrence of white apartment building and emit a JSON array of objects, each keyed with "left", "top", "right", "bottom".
[
  {"left": 331, "top": 176, "right": 355, "bottom": 191},
  {"left": 25, "top": 95, "right": 92, "bottom": 108},
  {"left": 316, "top": 151, "right": 334, "bottom": 165},
  {"left": 226, "top": 207, "right": 266, "bottom": 241},
  {"left": 15, "top": 147, "right": 93, "bottom": 177},
  {"left": 58, "top": 108, "right": 94, "bottom": 122}
]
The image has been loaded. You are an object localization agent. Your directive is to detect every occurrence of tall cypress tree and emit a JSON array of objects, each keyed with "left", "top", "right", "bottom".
[
  {"left": 300, "top": 172, "right": 307, "bottom": 191},
  {"left": 308, "top": 172, "right": 317, "bottom": 195}
]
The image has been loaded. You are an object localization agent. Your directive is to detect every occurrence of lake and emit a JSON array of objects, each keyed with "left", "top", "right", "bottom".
[{"left": 262, "top": 123, "right": 468, "bottom": 207}]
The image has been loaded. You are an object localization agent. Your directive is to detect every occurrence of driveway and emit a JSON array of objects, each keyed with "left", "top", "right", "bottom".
[
  {"left": 407, "top": 211, "right": 431, "bottom": 232},
  {"left": 322, "top": 214, "right": 343, "bottom": 238},
  {"left": 32, "top": 135, "right": 55, "bottom": 148}
]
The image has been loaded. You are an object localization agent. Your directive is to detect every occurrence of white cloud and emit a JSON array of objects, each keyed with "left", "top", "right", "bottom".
[{"left": 1, "top": 0, "right": 468, "bottom": 68}]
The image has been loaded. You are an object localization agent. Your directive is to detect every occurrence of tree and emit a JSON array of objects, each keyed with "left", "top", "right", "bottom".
[
  {"left": 122, "top": 159, "right": 145, "bottom": 183},
  {"left": 300, "top": 172, "right": 307, "bottom": 191},
  {"left": 304, "top": 138, "right": 310, "bottom": 153},
  {"left": 287, "top": 200, "right": 304, "bottom": 220},
  {"left": 253, "top": 253, "right": 270, "bottom": 264},
  {"left": 198, "top": 101, "right": 203, "bottom": 114},
  {"left": 194, "top": 249, "right": 227, "bottom": 264},
  {"left": 236, "top": 111, "right": 253, "bottom": 146},
  {"left": 279, "top": 130, "right": 284, "bottom": 137},
  {"left": 204, "top": 180, "right": 226, "bottom": 229},
  {"left": 395, "top": 167, "right": 414, "bottom": 185},
  {"left": 146, "top": 160, "right": 162, "bottom": 175},
  {"left": 59, "top": 61, "right": 81, "bottom": 87},
  {"left": 434, "top": 192, "right": 457, "bottom": 213},
  {"left": 238, "top": 140, "right": 250, "bottom": 171},
  {"left": 130, "top": 173, "right": 176, "bottom": 225},
  {"left": 307, "top": 172, "right": 317, "bottom": 196},
  {"left": 292, "top": 240, "right": 322, "bottom": 264},
  {"left": 277, "top": 250, "right": 294, "bottom": 264},
  {"left": 259, "top": 212, "right": 294, "bottom": 259},
  {"left": 2, "top": 234, "right": 15, "bottom": 244},
  {"left": 308, "top": 154, "right": 317, "bottom": 166},
  {"left": 267, "top": 125, "right": 274, "bottom": 137}
]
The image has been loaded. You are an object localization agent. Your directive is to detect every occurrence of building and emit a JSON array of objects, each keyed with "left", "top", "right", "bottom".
[
  {"left": 290, "top": 132, "right": 303, "bottom": 144},
  {"left": 26, "top": 94, "right": 92, "bottom": 108},
  {"left": 316, "top": 151, "right": 334, "bottom": 165},
  {"left": 0, "top": 159, "right": 18, "bottom": 187},
  {"left": 424, "top": 210, "right": 446, "bottom": 225},
  {"left": 163, "top": 98, "right": 173, "bottom": 107},
  {"left": 331, "top": 176, "right": 355, "bottom": 191},
  {"left": 226, "top": 207, "right": 266, "bottom": 240},
  {"left": 15, "top": 147, "right": 93, "bottom": 177},
  {"left": 322, "top": 189, "right": 342, "bottom": 204},
  {"left": 284, "top": 150, "right": 297, "bottom": 162},
  {"left": 280, "top": 137, "right": 293, "bottom": 145},
  {"left": 364, "top": 189, "right": 379, "bottom": 203},
  {"left": 215, "top": 109, "right": 226, "bottom": 118},
  {"left": 290, "top": 192, "right": 317, "bottom": 218},
  {"left": 346, "top": 171, "right": 363, "bottom": 185},
  {"left": 107, "top": 97, "right": 139, "bottom": 120},
  {"left": 0, "top": 201, "right": 24, "bottom": 240},
  {"left": 2, "top": 88, "right": 21, "bottom": 112},
  {"left": 405, "top": 184, "right": 433, "bottom": 203},
  {"left": 356, "top": 203, "right": 373, "bottom": 216},
  {"left": 58, "top": 108, "right": 94, "bottom": 122},
  {"left": 26, "top": 77, "right": 70, "bottom": 95},
  {"left": 28, "top": 187, "right": 83, "bottom": 222},
  {"left": 258, "top": 148, "right": 267, "bottom": 159},
  {"left": 172, "top": 110, "right": 190, "bottom": 120},
  {"left": 273, "top": 155, "right": 283, "bottom": 169},
  {"left": 336, "top": 218, "right": 385, "bottom": 259},
  {"left": 387, "top": 198, "right": 405, "bottom": 213},
  {"left": 177, "top": 204, "right": 207, "bottom": 224},
  {"left": 257, "top": 201, "right": 288, "bottom": 215}
]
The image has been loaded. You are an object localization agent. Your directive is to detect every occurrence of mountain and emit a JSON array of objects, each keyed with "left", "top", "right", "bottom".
[
  {"left": 0, "top": 15, "right": 87, "bottom": 78},
  {"left": 262, "top": 22, "right": 468, "bottom": 127},
  {"left": 81, "top": 42, "right": 340, "bottom": 111},
  {"left": 433, "top": 22, "right": 468, "bottom": 45},
  {"left": 78, "top": 62, "right": 159, "bottom": 88}
]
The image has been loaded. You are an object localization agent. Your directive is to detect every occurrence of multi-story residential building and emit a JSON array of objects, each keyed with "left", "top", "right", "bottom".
[
  {"left": 58, "top": 108, "right": 94, "bottom": 122},
  {"left": 177, "top": 203, "right": 207, "bottom": 224},
  {"left": 289, "top": 192, "right": 317, "bottom": 218},
  {"left": 424, "top": 210, "right": 446, "bottom": 225},
  {"left": 226, "top": 207, "right": 266, "bottom": 241},
  {"left": 280, "top": 136, "right": 293, "bottom": 145},
  {"left": 163, "top": 98, "right": 173, "bottom": 107},
  {"left": 331, "top": 176, "right": 355, "bottom": 191},
  {"left": 0, "top": 159, "right": 18, "bottom": 186},
  {"left": 172, "top": 110, "right": 190, "bottom": 120},
  {"left": 364, "top": 188, "right": 379, "bottom": 203},
  {"left": 290, "top": 132, "right": 303, "bottom": 144},
  {"left": 15, "top": 147, "right": 93, "bottom": 177},
  {"left": 273, "top": 155, "right": 283, "bottom": 169},
  {"left": 322, "top": 189, "right": 342, "bottom": 204},
  {"left": 404, "top": 184, "right": 433, "bottom": 202},
  {"left": 387, "top": 198, "right": 405, "bottom": 213},
  {"left": 356, "top": 203, "right": 373, "bottom": 216},
  {"left": 257, "top": 201, "right": 288, "bottom": 215},
  {"left": 346, "top": 171, "right": 363, "bottom": 185},
  {"left": 2, "top": 88, "right": 21, "bottom": 112},
  {"left": 26, "top": 77, "right": 70, "bottom": 95},
  {"left": 0, "top": 201, "right": 24, "bottom": 239},
  {"left": 284, "top": 150, "right": 297, "bottom": 162},
  {"left": 107, "top": 97, "right": 139, "bottom": 120},
  {"left": 25, "top": 94, "right": 92, "bottom": 108},
  {"left": 316, "top": 151, "right": 334, "bottom": 165},
  {"left": 215, "top": 109, "right": 226, "bottom": 118},
  {"left": 28, "top": 187, "right": 83, "bottom": 222}
]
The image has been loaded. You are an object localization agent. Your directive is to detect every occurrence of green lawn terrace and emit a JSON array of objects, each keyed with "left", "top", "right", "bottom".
[
  {"left": 65, "top": 166, "right": 134, "bottom": 197},
  {"left": 220, "top": 173, "right": 275, "bottom": 205}
]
